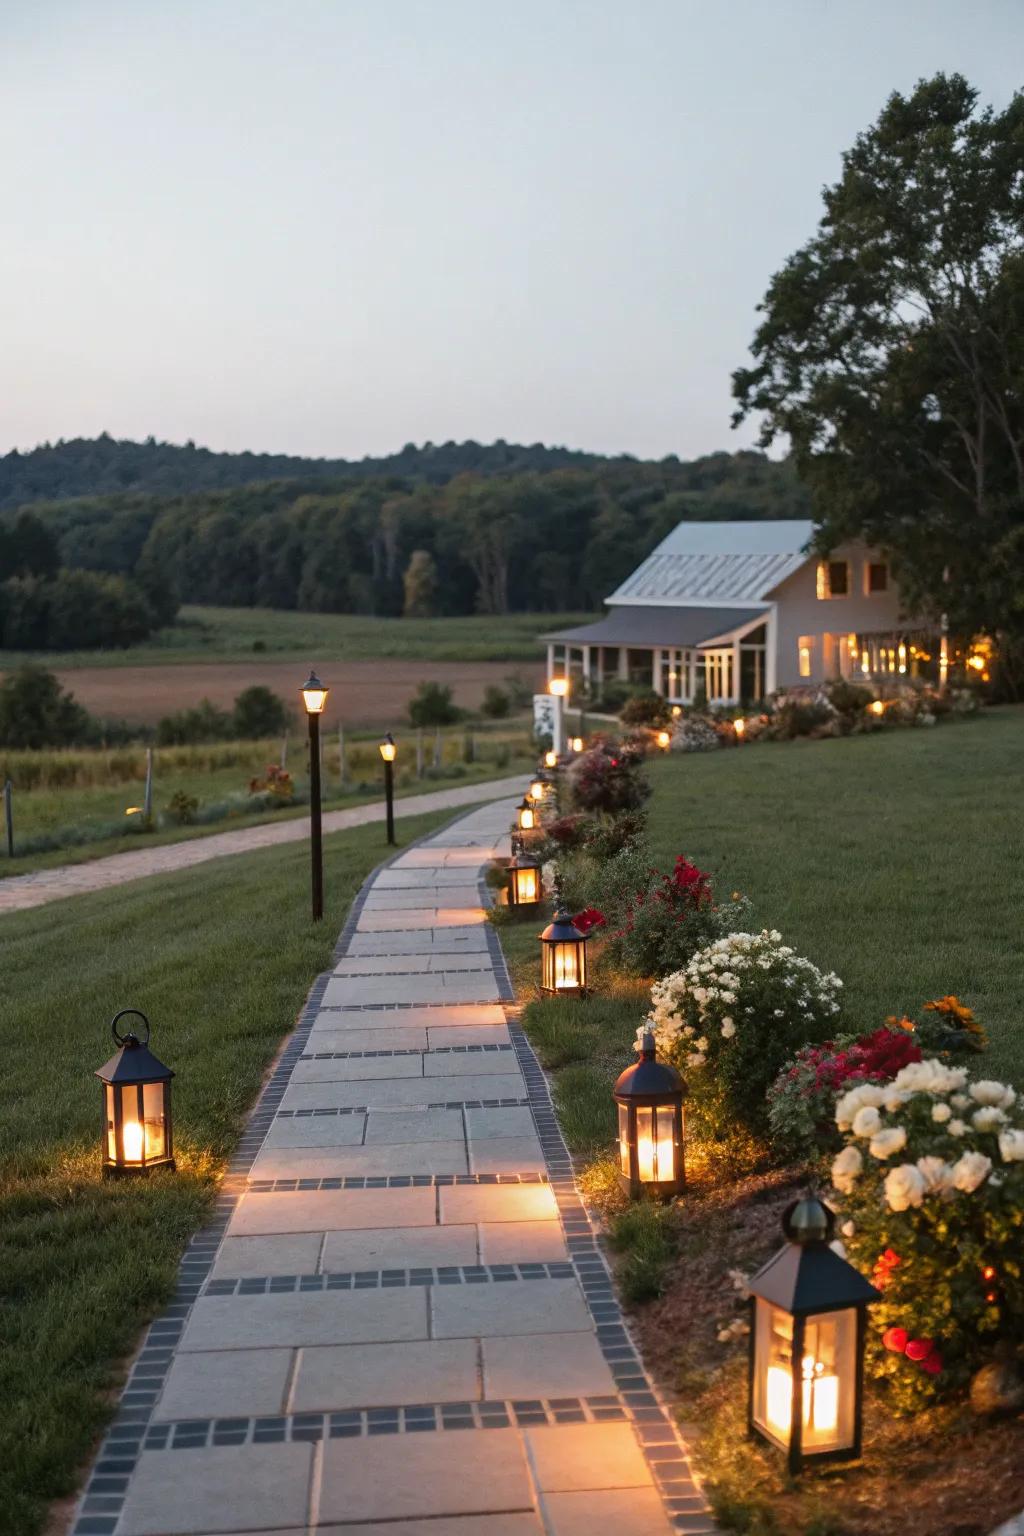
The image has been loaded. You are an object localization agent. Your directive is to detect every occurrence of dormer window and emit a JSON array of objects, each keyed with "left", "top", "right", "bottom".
[
  {"left": 816, "top": 560, "right": 849, "bottom": 599},
  {"left": 865, "top": 561, "right": 889, "bottom": 594}
]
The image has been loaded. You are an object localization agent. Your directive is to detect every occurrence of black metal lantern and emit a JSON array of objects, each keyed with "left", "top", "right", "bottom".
[
  {"left": 96, "top": 1010, "right": 175, "bottom": 1178},
  {"left": 538, "top": 907, "right": 589, "bottom": 995},
  {"left": 515, "top": 795, "right": 537, "bottom": 834},
  {"left": 507, "top": 853, "right": 543, "bottom": 909},
  {"left": 613, "top": 1031, "right": 686, "bottom": 1201},
  {"left": 748, "top": 1194, "right": 880, "bottom": 1474}
]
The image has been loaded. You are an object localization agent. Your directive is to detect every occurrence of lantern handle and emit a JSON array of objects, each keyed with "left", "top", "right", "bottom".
[{"left": 111, "top": 1008, "right": 151, "bottom": 1047}]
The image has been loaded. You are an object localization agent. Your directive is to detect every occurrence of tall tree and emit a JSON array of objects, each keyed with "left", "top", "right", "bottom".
[
  {"left": 402, "top": 550, "right": 439, "bottom": 617},
  {"left": 733, "top": 73, "right": 1024, "bottom": 694}
]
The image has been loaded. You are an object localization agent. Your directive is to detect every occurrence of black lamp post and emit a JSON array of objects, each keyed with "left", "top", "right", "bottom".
[
  {"left": 301, "top": 670, "right": 329, "bottom": 921},
  {"left": 379, "top": 732, "right": 397, "bottom": 846},
  {"left": 96, "top": 1010, "right": 175, "bottom": 1177},
  {"left": 748, "top": 1194, "right": 880, "bottom": 1475},
  {"left": 613, "top": 1031, "right": 686, "bottom": 1201}
]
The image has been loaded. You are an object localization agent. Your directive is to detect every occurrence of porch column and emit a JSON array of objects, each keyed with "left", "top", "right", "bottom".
[
  {"left": 618, "top": 646, "right": 628, "bottom": 681},
  {"left": 732, "top": 639, "right": 741, "bottom": 704},
  {"left": 651, "top": 650, "right": 660, "bottom": 693},
  {"left": 582, "top": 645, "right": 591, "bottom": 693},
  {"left": 546, "top": 642, "right": 555, "bottom": 682},
  {"left": 764, "top": 607, "right": 778, "bottom": 696}
]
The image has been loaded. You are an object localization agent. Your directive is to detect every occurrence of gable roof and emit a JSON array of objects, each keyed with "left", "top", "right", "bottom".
[
  {"left": 608, "top": 518, "right": 815, "bottom": 607},
  {"left": 542, "top": 605, "right": 767, "bottom": 649}
]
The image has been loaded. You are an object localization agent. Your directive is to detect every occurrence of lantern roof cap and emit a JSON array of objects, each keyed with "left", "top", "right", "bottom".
[
  {"left": 96, "top": 1036, "right": 175, "bottom": 1085},
  {"left": 748, "top": 1197, "right": 880, "bottom": 1313},
  {"left": 539, "top": 908, "right": 586, "bottom": 943},
  {"left": 508, "top": 852, "right": 541, "bottom": 870},
  {"left": 614, "top": 1031, "right": 686, "bottom": 1100}
]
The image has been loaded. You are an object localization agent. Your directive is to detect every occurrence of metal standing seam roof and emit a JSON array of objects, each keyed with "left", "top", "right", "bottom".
[
  {"left": 542, "top": 604, "right": 768, "bottom": 649},
  {"left": 607, "top": 518, "right": 815, "bottom": 605}
]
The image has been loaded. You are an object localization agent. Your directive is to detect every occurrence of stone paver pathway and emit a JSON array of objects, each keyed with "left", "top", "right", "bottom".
[
  {"left": 71, "top": 797, "right": 714, "bottom": 1536},
  {"left": 0, "top": 775, "right": 527, "bottom": 915}
]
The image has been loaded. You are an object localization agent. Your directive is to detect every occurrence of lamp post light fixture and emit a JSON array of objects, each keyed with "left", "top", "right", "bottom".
[
  {"left": 539, "top": 906, "right": 589, "bottom": 996},
  {"left": 96, "top": 1010, "right": 175, "bottom": 1178},
  {"left": 748, "top": 1194, "right": 880, "bottom": 1475},
  {"left": 379, "top": 732, "right": 397, "bottom": 846},
  {"left": 613, "top": 1031, "right": 686, "bottom": 1201},
  {"left": 734, "top": 717, "right": 746, "bottom": 740},
  {"left": 507, "top": 852, "right": 543, "bottom": 910},
  {"left": 301, "top": 670, "right": 329, "bottom": 921}
]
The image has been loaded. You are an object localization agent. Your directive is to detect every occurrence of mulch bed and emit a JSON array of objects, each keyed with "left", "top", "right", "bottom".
[{"left": 625, "top": 1169, "right": 1024, "bottom": 1536}]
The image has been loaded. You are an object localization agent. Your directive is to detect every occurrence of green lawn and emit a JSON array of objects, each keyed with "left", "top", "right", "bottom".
[
  {"left": 643, "top": 707, "right": 1024, "bottom": 1084},
  {"left": 0, "top": 605, "right": 594, "bottom": 670},
  {"left": 0, "top": 806, "right": 452, "bottom": 1536}
]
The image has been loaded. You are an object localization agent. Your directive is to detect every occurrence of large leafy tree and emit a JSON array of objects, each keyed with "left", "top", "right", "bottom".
[{"left": 733, "top": 74, "right": 1024, "bottom": 693}]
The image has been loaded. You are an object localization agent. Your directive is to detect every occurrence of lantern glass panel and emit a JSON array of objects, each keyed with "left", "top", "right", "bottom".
[
  {"left": 141, "top": 1081, "right": 168, "bottom": 1161},
  {"left": 634, "top": 1104, "right": 678, "bottom": 1185},
  {"left": 617, "top": 1104, "right": 630, "bottom": 1176},
  {"left": 753, "top": 1300, "right": 855, "bottom": 1455},
  {"left": 518, "top": 805, "right": 535, "bottom": 831},
  {"left": 512, "top": 865, "right": 539, "bottom": 904},
  {"left": 529, "top": 779, "right": 544, "bottom": 801},
  {"left": 552, "top": 939, "right": 580, "bottom": 989},
  {"left": 105, "top": 1084, "right": 117, "bottom": 1162}
]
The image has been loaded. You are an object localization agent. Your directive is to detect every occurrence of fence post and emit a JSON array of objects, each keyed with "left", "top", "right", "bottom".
[
  {"left": 280, "top": 734, "right": 288, "bottom": 770},
  {"left": 3, "top": 779, "right": 12, "bottom": 858},
  {"left": 463, "top": 729, "right": 474, "bottom": 764},
  {"left": 433, "top": 726, "right": 442, "bottom": 769},
  {"left": 416, "top": 729, "right": 424, "bottom": 779},
  {"left": 143, "top": 749, "right": 153, "bottom": 825},
  {"left": 338, "top": 726, "right": 347, "bottom": 788}
]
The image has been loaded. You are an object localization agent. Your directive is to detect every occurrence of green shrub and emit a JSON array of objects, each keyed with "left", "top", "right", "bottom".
[
  {"left": 619, "top": 690, "right": 672, "bottom": 728},
  {"left": 156, "top": 699, "right": 233, "bottom": 746},
  {"left": 481, "top": 685, "right": 510, "bottom": 718},
  {"left": 232, "top": 685, "right": 289, "bottom": 739},
  {"left": 0, "top": 665, "right": 94, "bottom": 749},
  {"left": 164, "top": 790, "right": 200, "bottom": 826},
  {"left": 604, "top": 855, "right": 749, "bottom": 979},
  {"left": 567, "top": 742, "right": 650, "bottom": 815},
  {"left": 408, "top": 681, "right": 461, "bottom": 727},
  {"left": 647, "top": 930, "right": 844, "bottom": 1146}
]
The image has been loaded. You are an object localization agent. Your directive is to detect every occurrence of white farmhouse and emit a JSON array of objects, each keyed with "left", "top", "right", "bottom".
[{"left": 543, "top": 520, "right": 938, "bottom": 706}]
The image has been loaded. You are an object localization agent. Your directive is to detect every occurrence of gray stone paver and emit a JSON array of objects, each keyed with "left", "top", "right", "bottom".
[
  {"left": 83, "top": 795, "right": 699, "bottom": 1536},
  {"left": 0, "top": 775, "right": 528, "bottom": 914}
]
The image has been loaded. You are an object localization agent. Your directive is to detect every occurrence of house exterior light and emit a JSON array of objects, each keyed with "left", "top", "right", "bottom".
[
  {"left": 748, "top": 1194, "right": 879, "bottom": 1475},
  {"left": 548, "top": 677, "right": 570, "bottom": 698},
  {"left": 613, "top": 1031, "right": 686, "bottom": 1200},
  {"left": 539, "top": 908, "right": 589, "bottom": 995},
  {"left": 507, "top": 853, "right": 542, "bottom": 909},
  {"left": 301, "top": 671, "right": 329, "bottom": 716},
  {"left": 569, "top": 736, "right": 583, "bottom": 754},
  {"left": 96, "top": 1010, "right": 175, "bottom": 1178}
]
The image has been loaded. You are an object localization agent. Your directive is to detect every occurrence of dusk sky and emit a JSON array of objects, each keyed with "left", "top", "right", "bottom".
[{"left": 3, "top": 0, "right": 1022, "bottom": 462}]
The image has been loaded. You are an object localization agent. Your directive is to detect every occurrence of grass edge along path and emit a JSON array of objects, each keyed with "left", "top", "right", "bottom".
[{"left": 0, "top": 805, "right": 454, "bottom": 1536}]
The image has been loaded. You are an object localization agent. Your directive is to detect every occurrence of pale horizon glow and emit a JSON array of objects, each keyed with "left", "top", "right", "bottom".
[{"left": 2, "top": 0, "right": 1021, "bottom": 463}]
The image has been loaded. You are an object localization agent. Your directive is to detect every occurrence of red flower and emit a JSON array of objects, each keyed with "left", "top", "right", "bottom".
[
  {"left": 882, "top": 1327, "right": 908, "bottom": 1354},
  {"left": 572, "top": 907, "right": 607, "bottom": 934},
  {"left": 905, "top": 1338, "right": 934, "bottom": 1362},
  {"left": 919, "top": 1351, "right": 943, "bottom": 1375}
]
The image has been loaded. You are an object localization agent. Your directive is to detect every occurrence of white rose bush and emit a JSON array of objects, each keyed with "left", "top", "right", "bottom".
[
  {"left": 828, "top": 1060, "right": 1024, "bottom": 1410},
  {"left": 644, "top": 929, "right": 843, "bottom": 1145}
]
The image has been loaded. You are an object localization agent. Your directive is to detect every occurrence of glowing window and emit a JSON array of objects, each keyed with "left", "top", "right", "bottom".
[
  {"left": 798, "top": 637, "right": 814, "bottom": 678},
  {"left": 816, "top": 561, "right": 849, "bottom": 599}
]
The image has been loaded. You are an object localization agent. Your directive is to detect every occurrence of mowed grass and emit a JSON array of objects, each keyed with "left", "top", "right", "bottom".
[
  {"left": 643, "top": 706, "right": 1024, "bottom": 1083},
  {"left": 0, "top": 806, "right": 452, "bottom": 1536},
  {"left": 0, "top": 605, "right": 594, "bottom": 670}
]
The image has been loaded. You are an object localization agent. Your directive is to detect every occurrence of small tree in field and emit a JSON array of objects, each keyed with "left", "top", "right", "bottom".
[
  {"left": 232, "top": 685, "right": 290, "bottom": 739},
  {"left": 0, "top": 664, "right": 93, "bottom": 748},
  {"left": 402, "top": 550, "right": 439, "bottom": 617}
]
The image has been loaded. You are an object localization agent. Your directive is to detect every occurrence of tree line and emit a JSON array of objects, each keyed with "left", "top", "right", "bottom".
[{"left": 1, "top": 450, "right": 807, "bottom": 644}]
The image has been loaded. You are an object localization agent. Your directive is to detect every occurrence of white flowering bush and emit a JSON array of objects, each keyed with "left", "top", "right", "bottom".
[
  {"left": 829, "top": 1060, "right": 1024, "bottom": 1410},
  {"left": 643, "top": 929, "right": 843, "bottom": 1144}
]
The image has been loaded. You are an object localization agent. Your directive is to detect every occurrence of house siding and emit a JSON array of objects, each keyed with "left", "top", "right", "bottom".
[{"left": 769, "top": 542, "right": 920, "bottom": 688}]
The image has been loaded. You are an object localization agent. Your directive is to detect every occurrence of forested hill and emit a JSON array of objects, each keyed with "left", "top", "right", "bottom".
[
  {"left": 0, "top": 434, "right": 615, "bottom": 510},
  {"left": 1, "top": 437, "right": 811, "bottom": 626}
]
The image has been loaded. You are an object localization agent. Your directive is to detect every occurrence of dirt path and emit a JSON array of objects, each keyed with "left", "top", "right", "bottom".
[
  {"left": 0, "top": 775, "right": 528, "bottom": 914},
  {"left": 40, "top": 659, "right": 544, "bottom": 727}
]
